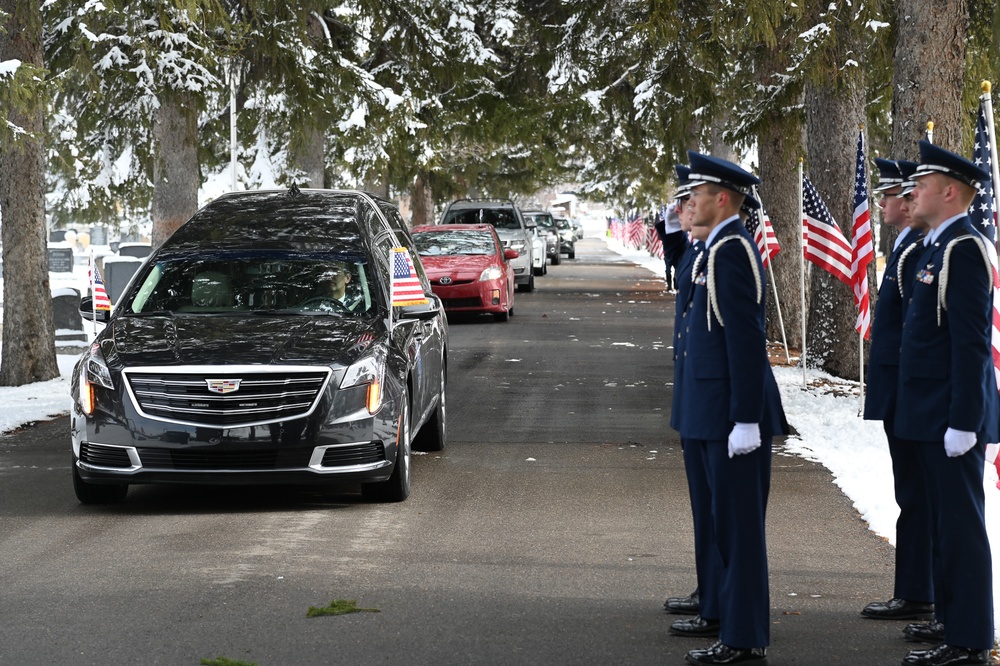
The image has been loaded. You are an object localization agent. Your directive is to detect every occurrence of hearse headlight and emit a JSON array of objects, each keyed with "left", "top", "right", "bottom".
[
  {"left": 340, "top": 355, "right": 385, "bottom": 414},
  {"left": 79, "top": 343, "right": 114, "bottom": 415}
]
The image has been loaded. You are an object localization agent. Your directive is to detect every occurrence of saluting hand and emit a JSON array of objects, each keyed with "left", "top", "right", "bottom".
[
  {"left": 728, "top": 422, "right": 761, "bottom": 458},
  {"left": 943, "top": 427, "right": 977, "bottom": 457}
]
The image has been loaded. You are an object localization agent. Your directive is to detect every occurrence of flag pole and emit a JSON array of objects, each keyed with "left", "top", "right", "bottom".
[
  {"left": 858, "top": 126, "right": 866, "bottom": 415},
  {"left": 90, "top": 249, "right": 97, "bottom": 340},
  {"left": 978, "top": 81, "right": 1000, "bottom": 490},
  {"left": 982, "top": 82, "right": 1000, "bottom": 241},
  {"left": 798, "top": 158, "right": 808, "bottom": 388},
  {"left": 752, "top": 186, "right": 790, "bottom": 364}
]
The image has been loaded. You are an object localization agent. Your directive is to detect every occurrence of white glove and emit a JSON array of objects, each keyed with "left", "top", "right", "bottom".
[
  {"left": 943, "top": 428, "right": 977, "bottom": 457},
  {"left": 728, "top": 422, "right": 761, "bottom": 458}
]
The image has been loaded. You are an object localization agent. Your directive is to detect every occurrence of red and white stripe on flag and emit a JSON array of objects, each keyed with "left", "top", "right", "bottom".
[
  {"left": 89, "top": 258, "right": 111, "bottom": 311},
  {"left": 754, "top": 211, "right": 781, "bottom": 269},
  {"left": 627, "top": 218, "right": 644, "bottom": 249},
  {"left": 390, "top": 247, "right": 427, "bottom": 307},
  {"left": 802, "top": 176, "right": 853, "bottom": 286},
  {"left": 851, "top": 131, "right": 874, "bottom": 339},
  {"left": 646, "top": 226, "right": 663, "bottom": 258}
]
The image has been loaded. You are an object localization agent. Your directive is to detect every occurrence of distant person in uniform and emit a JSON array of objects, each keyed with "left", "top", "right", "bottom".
[
  {"left": 664, "top": 165, "right": 717, "bottom": 623},
  {"left": 894, "top": 141, "right": 995, "bottom": 666},
  {"left": 655, "top": 198, "right": 688, "bottom": 293},
  {"left": 670, "top": 151, "right": 787, "bottom": 665},
  {"left": 861, "top": 159, "right": 937, "bottom": 625}
]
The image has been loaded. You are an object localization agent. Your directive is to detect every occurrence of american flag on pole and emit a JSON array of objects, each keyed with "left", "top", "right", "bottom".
[
  {"left": 89, "top": 257, "right": 111, "bottom": 311},
  {"left": 969, "top": 98, "right": 1000, "bottom": 484},
  {"left": 390, "top": 247, "right": 428, "bottom": 307},
  {"left": 802, "top": 176, "right": 852, "bottom": 286},
  {"left": 743, "top": 195, "right": 781, "bottom": 269},
  {"left": 851, "top": 131, "right": 874, "bottom": 339}
]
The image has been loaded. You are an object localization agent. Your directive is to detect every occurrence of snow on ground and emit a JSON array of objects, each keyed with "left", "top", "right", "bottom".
[
  {"left": 0, "top": 225, "right": 996, "bottom": 643},
  {"left": 606, "top": 232, "right": 1000, "bottom": 644}
]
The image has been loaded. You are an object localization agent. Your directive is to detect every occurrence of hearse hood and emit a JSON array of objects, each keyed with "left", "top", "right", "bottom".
[{"left": 105, "top": 315, "right": 381, "bottom": 367}]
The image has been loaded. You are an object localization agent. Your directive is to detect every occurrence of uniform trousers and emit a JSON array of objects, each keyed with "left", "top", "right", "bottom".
[
  {"left": 914, "top": 440, "right": 993, "bottom": 649},
  {"left": 884, "top": 420, "right": 935, "bottom": 607},
  {"left": 684, "top": 436, "right": 772, "bottom": 648},
  {"left": 682, "top": 438, "right": 722, "bottom": 621}
]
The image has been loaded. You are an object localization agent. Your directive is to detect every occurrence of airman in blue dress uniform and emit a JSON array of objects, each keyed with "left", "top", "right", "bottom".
[
  {"left": 861, "top": 159, "right": 937, "bottom": 623},
  {"left": 894, "top": 141, "right": 995, "bottom": 666},
  {"left": 665, "top": 165, "right": 719, "bottom": 628},
  {"left": 671, "top": 151, "right": 787, "bottom": 665}
]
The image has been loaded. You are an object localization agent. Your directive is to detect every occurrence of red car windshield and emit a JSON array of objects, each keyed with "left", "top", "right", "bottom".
[{"left": 413, "top": 230, "right": 497, "bottom": 256}]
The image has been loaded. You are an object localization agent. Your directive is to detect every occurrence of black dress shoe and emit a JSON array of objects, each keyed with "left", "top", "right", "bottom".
[
  {"left": 669, "top": 615, "right": 720, "bottom": 637},
  {"left": 903, "top": 620, "right": 946, "bottom": 643},
  {"left": 686, "top": 640, "right": 767, "bottom": 665},
  {"left": 861, "top": 597, "right": 934, "bottom": 620},
  {"left": 901, "top": 644, "right": 989, "bottom": 665},
  {"left": 665, "top": 591, "right": 701, "bottom": 614}
]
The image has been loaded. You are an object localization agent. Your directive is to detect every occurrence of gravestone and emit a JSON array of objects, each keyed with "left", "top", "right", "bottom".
[
  {"left": 49, "top": 230, "right": 67, "bottom": 243},
  {"left": 90, "top": 225, "right": 108, "bottom": 246},
  {"left": 47, "top": 246, "right": 75, "bottom": 273},
  {"left": 118, "top": 243, "right": 151, "bottom": 259},
  {"left": 51, "top": 288, "right": 87, "bottom": 346}
]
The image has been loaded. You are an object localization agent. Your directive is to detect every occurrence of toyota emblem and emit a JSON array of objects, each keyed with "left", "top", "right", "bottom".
[{"left": 439, "top": 276, "right": 453, "bottom": 285}]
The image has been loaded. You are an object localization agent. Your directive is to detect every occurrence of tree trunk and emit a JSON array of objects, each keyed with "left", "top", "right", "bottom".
[
  {"left": 290, "top": 11, "right": 326, "bottom": 188},
  {"left": 151, "top": 90, "right": 199, "bottom": 248},
  {"left": 804, "top": 81, "right": 868, "bottom": 380},
  {"left": 705, "top": 110, "right": 737, "bottom": 164},
  {"left": 291, "top": 125, "right": 325, "bottom": 188},
  {"left": 0, "top": 0, "right": 59, "bottom": 386},
  {"left": 758, "top": 119, "right": 805, "bottom": 350},
  {"left": 890, "top": 0, "right": 969, "bottom": 157},
  {"left": 363, "top": 170, "right": 390, "bottom": 199},
  {"left": 411, "top": 171, "right": 434, "bottom": 228}
]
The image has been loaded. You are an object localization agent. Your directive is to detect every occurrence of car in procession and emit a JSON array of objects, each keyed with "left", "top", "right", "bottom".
[
  {"left": 522, "top": 210, "right": 561, "bottom": 265},
  {"left": 439, "top": 198, "right": 537, "bottom": 292},
  {"left": 71, "top": 187, "right": 447, "bottom": 504},
  {"left": 412, "top": 223, "right": 517, "bottom": 322},
  {"left": 554, "top": 217, "right": 576, "bottom": 259}
]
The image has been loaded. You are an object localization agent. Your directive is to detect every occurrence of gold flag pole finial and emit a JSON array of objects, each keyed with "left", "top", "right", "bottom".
[
  {"left": 926, "top": 121, "right": 934, "bottom": 132},
  {"left": 982, "top": 81, "right": 992, "bottom": 94}
]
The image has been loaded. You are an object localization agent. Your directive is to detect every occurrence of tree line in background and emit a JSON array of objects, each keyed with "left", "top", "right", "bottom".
[{"left": 0, "top": 0, "right": 998, "bottom": 386}]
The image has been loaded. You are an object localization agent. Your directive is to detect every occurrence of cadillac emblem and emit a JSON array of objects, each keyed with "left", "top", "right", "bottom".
[
  {"left": 439, "top": 276, "right": 453, "bottom": 285},
  {"left": 206, "top": 379, "right": 241, "bottom": 394}
]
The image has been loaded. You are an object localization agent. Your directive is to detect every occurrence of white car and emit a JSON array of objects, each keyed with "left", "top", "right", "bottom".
[{"left": 530, "top": 226, "right": 546, "bottom": 276}]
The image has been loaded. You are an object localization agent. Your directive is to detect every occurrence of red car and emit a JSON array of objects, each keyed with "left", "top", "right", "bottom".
[{"left": 411, "top": 224, "right": 517, "bottom": 321}]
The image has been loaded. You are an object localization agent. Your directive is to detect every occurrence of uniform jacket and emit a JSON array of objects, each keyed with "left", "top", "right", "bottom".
[
  {"left": 670, "top": 237, "right": 700, "bottom": 431},
  {"left": 863, "top": 230, "right": 925, "bottom": 421},
  {"left": 672, "top": 237, "right": 700, "bottom": 360},
  {"left": 895, "top": 217, "right": 999, "bottom": 441},
  {"left": 672, "top": 219, "right": 787, "bottom": 441}
]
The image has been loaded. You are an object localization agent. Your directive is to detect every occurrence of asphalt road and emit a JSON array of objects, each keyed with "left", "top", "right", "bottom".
[{"left": 0, "top": 237, "right": 916, "bottom": 665}]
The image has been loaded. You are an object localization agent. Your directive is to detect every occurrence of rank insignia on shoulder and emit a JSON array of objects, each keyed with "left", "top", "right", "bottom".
[
  {"left": 695, "top": 274, "right": 707, "bottom": 286},
  {"left": 916, "top": 267, "right": 935, "bottom": 284}
]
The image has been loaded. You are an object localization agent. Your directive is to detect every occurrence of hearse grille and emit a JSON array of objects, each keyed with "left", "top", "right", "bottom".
[
  {"left": 137, "top": 447, "right": 314, "bottom": 470},
  {"left": 124, "top": 368, "right": 330, "bottom": 428}
]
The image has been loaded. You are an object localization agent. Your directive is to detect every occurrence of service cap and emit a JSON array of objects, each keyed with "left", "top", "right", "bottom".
[
  {"left": 686, "top": 151, "right": 761, "bottom": 209},
  {"left": 912, "top": 140, "right": 990, "bottom": 188}
]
